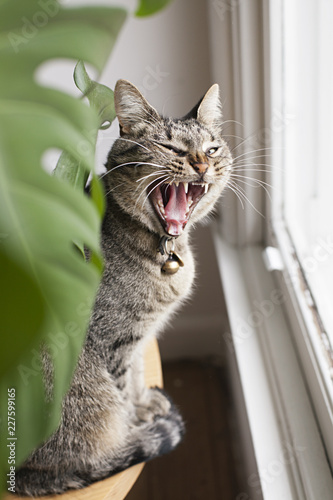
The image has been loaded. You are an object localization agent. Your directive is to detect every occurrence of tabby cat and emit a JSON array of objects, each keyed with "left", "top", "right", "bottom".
[{"left": 15, "top": 80, "right": 232, "bottom": 496}]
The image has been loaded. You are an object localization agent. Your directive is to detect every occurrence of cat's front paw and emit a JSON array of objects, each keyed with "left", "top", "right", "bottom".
[{"left": 135, "top": 387, "right": 172, "bottom": 423}]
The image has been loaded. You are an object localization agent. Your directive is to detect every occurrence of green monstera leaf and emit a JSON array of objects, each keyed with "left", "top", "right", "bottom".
[
  {"left": 54, "top": 60, "right": 116, "bottom": 193},
  {"left": 136, "top": 0, "right": 174, "bottom": 16},
  {"left": 53, "top": 61, "right": 115, "bottom": 255},
  {"left": 0, "top": 0, "right": 126, "bottom": 490}
]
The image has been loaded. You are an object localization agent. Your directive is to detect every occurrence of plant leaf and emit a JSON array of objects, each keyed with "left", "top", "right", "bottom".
[
  {"left": 54, "top": 61, "right": 114, "bottom": 255},
  {"left": 0, "top": 0, "right": 126, "bottom": 483},
  {"left": 53, "top": 151, "right": 89, "bottom": 192},
  {"left": 54, "top": 61, "right": 115, "bottom": 192},
  {"left": 0, "top": 249, "right": 45, "bottom": 379},
  {"left": 136, "top": 0, "right": 173, "bottom": 17},
  {"left": 74, "top": 60, "right": 116, "bottom": 129}
]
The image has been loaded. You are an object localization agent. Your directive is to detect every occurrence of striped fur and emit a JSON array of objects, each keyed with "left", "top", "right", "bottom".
[{"left": 15, "top": 81, "right": 232, "bottom": 496}]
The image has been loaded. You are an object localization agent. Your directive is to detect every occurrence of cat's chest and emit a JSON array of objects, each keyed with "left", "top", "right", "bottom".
[
  {"left": 152, "top": 249, "right": 195, "bottom": 305},
  {"left": 102, "top": 237, "right": 195, "bottom": 314}
]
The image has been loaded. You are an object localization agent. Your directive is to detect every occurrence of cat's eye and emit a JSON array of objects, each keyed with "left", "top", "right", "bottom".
[
  {"left": 163, "top": 144, "right": 186, "bottom": 156},
  {"left": 206, "top": 146, "right": 220, "bottom": 156}
]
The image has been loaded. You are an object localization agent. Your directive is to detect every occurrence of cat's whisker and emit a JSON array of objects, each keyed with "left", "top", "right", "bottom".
[
  {"left": 134, "top": 171, "right": 171, "bottom": 194},
  {"left": 107, "top": 136, "right": 154, "bottom": 154},
  {"left": 233, "top": 160, "right": 272, "bottom": 170},
  {"left": 134, "top": 172, "right": 169, "bottom": 201},
  {"left": 135, "top": 170, "right": 170, "bottom": 183},
  {"left": 135, "top": 174, "right": 169, "bottom": 201},
  {"left": 233, "top": 155, "right": 272, "bottom": 163},
  {"left": 230, "top": 138, "right": 250, "bottom": 151},
  {"left": 102, "top": 161, "right": 168, "bottom": 178},
  {"left": 227, "top": 180, "right": 265, "bottom": 218},
  {"left": 234, "top": 157, "right": 273, "bottom": 167},
  {"left": 232, "top": 149, "right": 274, "bottom": 163},
  {"left": 101, "top": 161, "right": 142, "bottom": 177},
  {"left": 227, "top": 181, "right": 245, "bottom": 209},
  {"left": 231, "top": 165, "right": 272, "bottom": 171},
  {"left": 232, "top": 147, "right": 284, "bottom": 163},
  {"left": 229, "top": 175, "right": 273, "bottom": 200},
  {"left": 231, "top": 168, "right": 272, "bottom": 176},
  {"left": 228, "top": 180, "right": 255, "bottom": 210},
  {"left": 105, "top": 182, "right": 127, "bottom": 197},
  {"left": 222, "top": 118, "right": 244, "bottom": 129},
  {"left": 231, "top": 139, "right": 284, "bottom": 154},
  {"left": 229, "top": 174, "right": 273, "bottom": 189},
  {"left": 229, "top": 134, "right": 272, "bottom": 153},
  {"left": 139, "top": 175, "right": 172, "bottom": 210},
  {"left": 232, "top": 145, "right": 274, "bottom": 154},
  {"left": 221, "top": 134, "right": 247, "bottom": 143},
  {"left": 228, "top": 136, "right": 260, "bottom": 154},
  {"left": 232, "top": 162, "right": 285, "bottom": 173},
  {"left": 137, "top": 162, "right": 168, "bottom": 171},
  {"left": 231, "top": 169, "right": 272, "bottom": 176},
  {"left": 108, "top": 136, "right": 170, "bottom": 161}
]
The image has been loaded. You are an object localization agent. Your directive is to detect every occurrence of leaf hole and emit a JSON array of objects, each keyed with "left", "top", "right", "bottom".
[
  {"left": 41, "top": 148, "right": 62, "bottom": 174},
  {"left": 100, "top": 120, "right": 111, "bottom": 130}
]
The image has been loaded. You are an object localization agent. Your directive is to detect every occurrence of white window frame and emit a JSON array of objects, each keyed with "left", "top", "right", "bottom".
[
  {"left": 268, "top": 0, "right": 333, "bottom": 472},
  {"left": 208, "top": 0, "right": 333, "bottom": 498}
]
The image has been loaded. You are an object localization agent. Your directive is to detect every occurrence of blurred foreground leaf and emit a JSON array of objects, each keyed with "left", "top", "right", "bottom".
[
  {"left": 0, "top": 250, "right": 45, "bottom": 380},
  {"left": 0, "top": 0, "right": 126, "bottom": 491},
  {"left": 136, "top": 0, "right": 173, "bottom": 17}
]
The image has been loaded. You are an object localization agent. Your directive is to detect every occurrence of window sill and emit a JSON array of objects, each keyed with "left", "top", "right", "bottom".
[{"left": 213, "top": 229, "right": 333, "bottom": 500}]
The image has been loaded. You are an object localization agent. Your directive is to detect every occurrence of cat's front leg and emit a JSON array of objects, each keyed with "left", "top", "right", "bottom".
[
  {"left": 130, "top": 340, "right": 171, "bottom": 423},
  {"left": 135, "top": 386, "right": 172, "bottom": 423}
]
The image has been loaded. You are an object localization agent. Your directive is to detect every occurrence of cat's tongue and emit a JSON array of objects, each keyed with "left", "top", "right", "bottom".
[{"left": 164, "top": 183, "right": 187, "bottom": 236}]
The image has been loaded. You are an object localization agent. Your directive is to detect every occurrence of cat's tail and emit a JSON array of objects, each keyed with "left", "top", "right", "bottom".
[{"left": 14, "top": 403, "right": 184, "bottom": 497}]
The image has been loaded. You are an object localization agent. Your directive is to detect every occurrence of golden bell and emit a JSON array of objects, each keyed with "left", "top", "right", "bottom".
[
  {"left": 171, "top": 250, "right": 184, "bottom": 267},
  {"left": 161, "top": 257, "right": 180, "bottom": 274}
]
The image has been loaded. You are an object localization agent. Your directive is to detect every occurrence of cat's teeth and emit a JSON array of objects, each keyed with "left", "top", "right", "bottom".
[
  {"left": 204, "top": 184, "right": 209, "bottom": 194},
  {"left": 158, "top": 200, "right": 165, "bottom": 214},
  {"left": 183, "top": 182, "right": 188, "bottom": 194},
  {"left": 174, "top": 181, "right": 179, "bottom": 187}
]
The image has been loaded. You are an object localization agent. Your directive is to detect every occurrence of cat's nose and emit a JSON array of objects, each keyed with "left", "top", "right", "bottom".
[{"left": 192, "top": 162, "right": 208, "bottom": 174}]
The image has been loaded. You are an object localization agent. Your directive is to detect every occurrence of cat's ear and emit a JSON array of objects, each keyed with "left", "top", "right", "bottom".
[
  {"left": 183, "top": 84, "right": 223, "bottom": 128},
  {"left": 114, "top": 79, "right": 160, "bottom": 135}
]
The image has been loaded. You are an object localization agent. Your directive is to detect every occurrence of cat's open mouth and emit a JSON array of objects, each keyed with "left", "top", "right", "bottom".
[{"left": 149, "top": 181, "right": 208, "bottom": 237}]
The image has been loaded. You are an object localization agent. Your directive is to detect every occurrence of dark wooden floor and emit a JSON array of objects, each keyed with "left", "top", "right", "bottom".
[{"left": 126, "top": 361, "right": 240, "bottom": 500}]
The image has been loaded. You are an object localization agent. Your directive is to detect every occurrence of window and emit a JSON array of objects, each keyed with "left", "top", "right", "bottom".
[
  {"left": 278, "top": 0, "right": 333, "bottom": 358},
  {"left": 210, "top": 0, "right": 333, "bottom": 496},
  {"left": 269, "top": 0, "right": 333, "bottom": 465}
]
